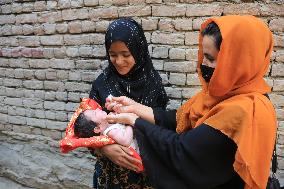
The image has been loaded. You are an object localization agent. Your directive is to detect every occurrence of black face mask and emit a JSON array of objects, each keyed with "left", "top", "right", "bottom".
[{"left": 200, "top": 65, "right": 215, "bottom": 82}]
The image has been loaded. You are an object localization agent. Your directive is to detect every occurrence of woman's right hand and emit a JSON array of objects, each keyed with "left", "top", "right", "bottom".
[
  {"left": 105, "top": 96, "right": 137, "bottom": 113},
  {"left": 100, "top": 144, "right": 141, "bottom": 172},
  {"left": 106, "top": 96, "right": 155, "bottom": 124}
]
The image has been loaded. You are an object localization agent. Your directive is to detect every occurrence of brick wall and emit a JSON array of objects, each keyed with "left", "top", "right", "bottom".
[{"left": 0, "top": 0, "right": 283, "bottom": 188}]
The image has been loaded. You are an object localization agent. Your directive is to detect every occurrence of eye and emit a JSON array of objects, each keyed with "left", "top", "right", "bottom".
[
  {"left": 207, "top": 57, "right": 214, "bottom": 62},
  {"left": 204, "top": 54, "right": 214, "bottom": 62},
  {"left": 123, "top": 53, "right": 131, "bottom": 58}
]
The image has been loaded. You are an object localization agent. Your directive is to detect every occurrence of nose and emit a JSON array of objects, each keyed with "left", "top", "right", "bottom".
[
  {"left": 115, "top": 55, "right": 124, "bottom": 65},
  {"left": 202, "top": 57, "right": 208, "bottom": 66}
]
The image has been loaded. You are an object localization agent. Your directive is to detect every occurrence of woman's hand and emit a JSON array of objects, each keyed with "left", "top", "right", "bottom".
[
  {"left": 105, "top": 96, "right": 138, "bottom": 114},
  {"left": 100, "top": 144, "right": 141, "bottom": 171},
  {"left": 106, "top": 112, "right": 138, "bottom": 126},
  {"left": 106, "top": 96, "right": 155, "bottom": 124}
]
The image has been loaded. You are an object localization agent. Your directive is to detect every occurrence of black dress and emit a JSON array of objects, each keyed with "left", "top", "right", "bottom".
[
  {"left": 90, "top": 18, "right": 168, "bottom": 189},
  {"left": 134, "top": 108, "right": 245, "bottom": 189}
]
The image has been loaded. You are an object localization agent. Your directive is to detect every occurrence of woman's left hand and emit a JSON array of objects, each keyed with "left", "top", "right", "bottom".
[{"left": 106, "top": 112, "right": 138, "bottom": 126}]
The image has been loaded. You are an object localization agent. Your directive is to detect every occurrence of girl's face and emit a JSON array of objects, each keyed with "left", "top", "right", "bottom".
[
  {"left": 202, "top": 35, "right": 219, "bottom": 68},
  {"left": 84, "top": 109, "right": 108, "bottom": 132},
  {"left": 108, "top": 41, "right": 136, "bottom": 75}
]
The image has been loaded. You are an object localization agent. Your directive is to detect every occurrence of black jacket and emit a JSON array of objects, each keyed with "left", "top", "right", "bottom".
[{"left": 134, "top": 108, "right": 244, "bottom": 189}]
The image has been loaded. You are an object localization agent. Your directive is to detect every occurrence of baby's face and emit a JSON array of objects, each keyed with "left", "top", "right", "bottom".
[{"left": 84, "top": 109, "right": 107, "bottom": 125}]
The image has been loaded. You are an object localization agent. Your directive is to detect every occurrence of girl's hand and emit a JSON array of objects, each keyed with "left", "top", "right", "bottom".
[
  {"left": 106, "top": 112, "right": 138, "bottom": 126},
  {"left": 101, "top": 144, "right": 141, "bottom": 172}
]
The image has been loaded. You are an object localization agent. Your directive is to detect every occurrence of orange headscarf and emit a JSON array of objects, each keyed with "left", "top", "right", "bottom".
[{"left": 176, "top": 15, "right": 276, "bottom": 189}]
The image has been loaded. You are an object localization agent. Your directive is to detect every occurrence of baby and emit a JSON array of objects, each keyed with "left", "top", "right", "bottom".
[
  {"left": 74, "top": 108, "right": 139, "bottom": 152},
  {"left": 60, "top": 96, "right": 143, "bottom": 172}
]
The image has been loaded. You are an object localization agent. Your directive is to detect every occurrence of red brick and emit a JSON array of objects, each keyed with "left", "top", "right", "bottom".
[
  {"left": 21, "top": 48, "right": 32, "bottom": 57},
  {"left": 31, "top": 48, "right": 44, "bottom": 58}
]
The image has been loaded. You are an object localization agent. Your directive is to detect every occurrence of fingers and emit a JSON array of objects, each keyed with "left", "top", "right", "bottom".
[
  {"left": 114, "top": 155, "right": 140, "bottom": 172},
  {"left": 105, "top": 100, "right": 120, "bottom": 111},
  {"left": 106, "top": 113, "right": 116, "bottom": 124},
  {"left": 101, "top": 144, "right": 119, "bottom": 154},
  {"left": 106, "top": 113, "right": 127, "bottom": 124},
  {"left": 107, "top": 94, "right": 113, "bottom": 101},
  {"left": 111, "top": 96, "right": 126, "bottom": 103},
  {"left": 105, "top": 102, "right": 119, "bottom": 111},
  {"left": 113, "top": 104, "right": 136, "bottom": 114},
  {"left": 111, "top": 96, "right": 134, "bottom": 106},
  {"left": 118, "top": 147, "right": 141, "bottom": 171},
  {"left": 105, "top": 96, "right": 137, "bottom": 114},
  {"left": 102, "top": 144, "right": 140, "bottom": 172},
  {"left": 120, "top": 146, "right": 142, "bottom": 165},
  {"left": 120, "top": 145, "right": 133, "bottom": 155},
  {"left": 112, "top": 103, "right": 124, "bottom": 113},
  {"left": 105, "top": 95, "right": 123, "bottom": 111},
  {"left": 112, "top": 104, "right": 124, "bottom": 113},
  {"left": 106, "top": 113, "right": 137, "bottom": 125},
  {"left": 106, "top": 113, "right": 129, "bottom": 124}
]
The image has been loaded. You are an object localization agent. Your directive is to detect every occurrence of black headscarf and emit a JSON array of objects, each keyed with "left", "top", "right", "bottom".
[{"left": 103, "top": 18, "right": 168, "bottom": 107}]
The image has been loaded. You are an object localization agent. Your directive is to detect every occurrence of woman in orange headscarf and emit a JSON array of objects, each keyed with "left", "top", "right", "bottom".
[{"left": 105, "top": 15, "right": 277, "bottom": 189}]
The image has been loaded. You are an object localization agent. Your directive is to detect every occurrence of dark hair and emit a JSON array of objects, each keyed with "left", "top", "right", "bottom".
[
  {"left": 201, "top": 22, "right": 222, "bottom": 50},
  {"left": 74, "top": 113, "right": 99, "bottom": 138}
]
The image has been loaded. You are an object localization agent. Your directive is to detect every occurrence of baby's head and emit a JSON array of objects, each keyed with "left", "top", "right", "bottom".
[{"left": 74, "top": 109, "right": 108, "bottom": 138}]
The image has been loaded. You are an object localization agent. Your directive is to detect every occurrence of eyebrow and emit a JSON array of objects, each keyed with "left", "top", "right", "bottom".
[{"left": 109, "top": 50, "right": 130, "bottom": 53}]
